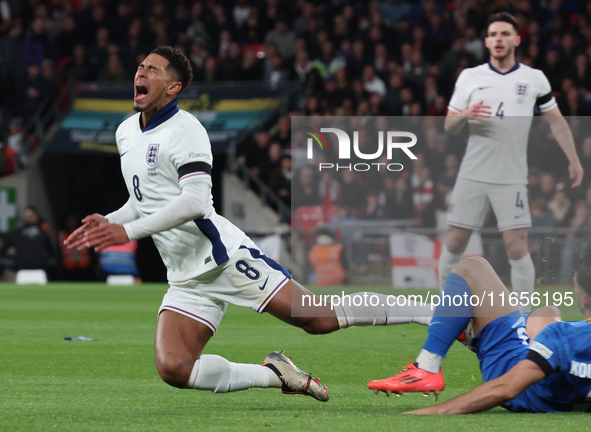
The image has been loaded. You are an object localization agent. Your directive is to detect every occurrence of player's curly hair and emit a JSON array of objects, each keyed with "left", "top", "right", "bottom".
[
  {"left": 487, "top": 12, "right": 519, "bottom": 34},
  {"left": 151, "top": 45, "right": 193, "bottom": 92},
  {"left": 575, "top": 253, "right": 591, "bottom": 299}
]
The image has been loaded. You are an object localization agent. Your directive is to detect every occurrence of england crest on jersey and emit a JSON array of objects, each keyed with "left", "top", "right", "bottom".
[
  {"left": 146, "top": 144, "right": 159, "bottom": 167},
  {"left": 515, "top": 83, "right": 529, "bottom": 97}
]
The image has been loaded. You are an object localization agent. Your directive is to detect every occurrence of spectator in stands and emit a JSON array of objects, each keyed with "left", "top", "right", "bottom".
[
  {"left": 308, "top": 229, "right": 347, "bottom": 286},
  {"left": 21, "top": 63, "right": 48, "bottom": 121},
  {"left": 561, "top": 200, "right": 591, "bottom": 282},
  {"left": 57, "top": 214, "right": 92, "bottom": 281},
  {"left": 21, "top": 17, "right": 52, "bottom": 67},
  {"left": 530, "top": 198, "right": 558, "bottom": 228},
  {"left": 340, "top": 170, "right": 364, "bottom": 214},
  {"left": 271, "top": 116, "right": 290, "bottom": 148},
  {"left": 259, "top": 141, "right": 282, "bottom": 185},
  {"left": 66, "top": 43, "right": 92, "bottom": 82},
  {"left": 6, "top": 118, "right": 27, "bottom": 169},
  {"left": 203, "top": 56, "right": 220, "bottom": 82},
  {"left": 240, "top": 48, "right": 263, "bottom": 81},
  {"left": 318, "top": 171, "right": 341, "bottom": 208},
  {"left": 384, "top": 176, "right": 414, "bottom": 220},
  {"left": 413, "top": 166, "right": 436, "bottom": 227},
  {"left": 292, "top": 166, "right": 320, "bottom": 209},
  {"left": 55, "top": 14, "right": 78, "bottom": 60},
  {"left": 269, "top": 154, "right": 291, "bottom": 209},
  {"left": 264, "top": 16, "right": 295, "bottom": 60},
  {"left": 437, "top": 153, "right": 459, "bottom": 196},
  {"left": 87, "top": 26, "right": 110, "bottom": 73},
  {"left": 292, "top": 50, "right": 322, "bottom": 96},
  {"left": 539, "top": 172, "right": 557, "bottom": 201},
  {"left": 218, "top": 42, "right": 242, "bottom": 80},
  {"left": 360, "top": 189, "right": 386, "bottom": 220},
  {"left": 243, "top": 130, "right": 270, "bottom": 180},
  {"left": 264, "top": 53, "right": 289, "bottom": 89},
  {"left": 548, "top": 190, "right": 573, "bottom": 226},
  {"left": 0, "top": 206, "right": 55, "bottom": 275},
  {"left": 98, "top": 54, "right": 128, "bottom": 82},
  {"left": 363, "top": 65, "right": 386, "bottom": 97},
  {"left": 120, "top": 18, "right": 151, "bottom": 73},
  {"left": 528, "top": 168, "right": 543, "bottom": 200}
]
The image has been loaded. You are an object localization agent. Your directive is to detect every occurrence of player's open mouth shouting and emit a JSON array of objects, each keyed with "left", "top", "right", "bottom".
[{"left": 135, "top": 81, "right": 149, "bottom": 104}]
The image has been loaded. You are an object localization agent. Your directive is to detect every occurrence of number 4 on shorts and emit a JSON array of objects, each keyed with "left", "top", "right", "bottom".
[{"left": 516, "top": 191, "right": 524, "bottom": 209}]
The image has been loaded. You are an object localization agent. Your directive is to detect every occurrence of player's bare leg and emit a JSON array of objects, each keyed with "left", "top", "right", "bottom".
[
  {"left": 526, "top": 306, "right": 562, "bottom": 340},
  {"left": 503, "top": 228, "right": 535, "bottom": 313},
  {"left": 438, "top": 225, "right": 472, "bottom": 291},
  {"left": 264, "top": 279, "right": 433, "bottom": 333},
  {"left": 368, "top": 257, "right": 518, "bottom": 397},
  {"left": 155, "top": 310, "right": 307, "bottom": 397}
]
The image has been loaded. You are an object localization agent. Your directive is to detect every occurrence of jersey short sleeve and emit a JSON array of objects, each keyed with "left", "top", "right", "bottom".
[
  {"left": 448, "top": 69, "right": 471, "bottom": 113},
  {"left": 535, "top": 71, "right": 557, "bottom": 113},
  {"left": 525, "top": 323, "right": 566, "bottom": 376},
  {"left": 168, "top": 120, "right": 213, "bottom": 183}
]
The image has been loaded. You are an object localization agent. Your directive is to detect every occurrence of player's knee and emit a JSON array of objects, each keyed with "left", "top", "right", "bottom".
[
  {"left": 506, "top": 245, "right": 527, "bottom": 261},
  {"left": 302, "top": 317, "right": 338, "bottom": 335},
  {"left": 452, "top": 256, "right": 489, "bottom": 280},
  {"left": 446, "top": 235, "right": 468, "bottom": 254},
  {"left": 156, "top": 357, "right": 193, "bottom": 388}
]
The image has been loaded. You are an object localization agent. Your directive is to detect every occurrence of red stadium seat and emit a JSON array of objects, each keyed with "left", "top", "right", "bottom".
[{"left": 293, "top": 206, "right": 324, "bottom": 231}]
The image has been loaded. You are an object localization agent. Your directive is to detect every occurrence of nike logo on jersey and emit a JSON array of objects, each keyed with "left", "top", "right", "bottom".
[
  {"left": 259, "top": 276, "right": 269, "bottom": 291},
  {"left": 120, "top": 151, "right": 129, "bottom": 157},
  {"left": 515, "top": 214, "right": 527, "bottom": 219},
  {"left": 478, "top": 86, "right": 491, "bottom": 90}
]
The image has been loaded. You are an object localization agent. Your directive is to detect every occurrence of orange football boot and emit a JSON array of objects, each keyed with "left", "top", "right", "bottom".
[{"left": 367, "top": 360, "right": 445, "bottom": 399}]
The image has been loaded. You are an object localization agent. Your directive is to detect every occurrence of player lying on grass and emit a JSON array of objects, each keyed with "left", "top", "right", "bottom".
[
  {"left": 369, "top": 254, "right": 591, "bottom": 414},
  {"left": 64, "top": 45, "right": 433, "bottom": 402}
]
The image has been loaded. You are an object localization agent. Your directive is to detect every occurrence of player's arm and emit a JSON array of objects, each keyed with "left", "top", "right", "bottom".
[
  {"left": 81, "top": 175, "right": 210, "bottom": 252},
  {"left": 444, "top": 101, "right": 493, "bottom": 134},
  {"left": 405, "top": 359, "right": 547, "bottom": 415},
  {"left": 541, "top": 105, "right": 584, "bottom": 188},
  {"left": 64, "top": 198, "right": 140, "bottom": 250}
]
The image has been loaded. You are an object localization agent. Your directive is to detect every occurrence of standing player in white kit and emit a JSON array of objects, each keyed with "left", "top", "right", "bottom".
[
  {"left": 440, "top": 13, "right": 584, "bottom": 311},
  {"left": 64, "top": 46, "right": 433, "bottom": 401}
]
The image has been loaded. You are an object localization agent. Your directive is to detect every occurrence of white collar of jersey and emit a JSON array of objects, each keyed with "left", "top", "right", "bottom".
[
  {"left": 488, "top": 59, "right": 520, "bottom": 75},
  {"left": 140, "top": 97, "right": 180, "bottom": 133}
]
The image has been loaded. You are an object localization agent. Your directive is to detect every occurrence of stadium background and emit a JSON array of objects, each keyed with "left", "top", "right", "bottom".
[
  {"left": 0, "top": 0, "right": 590, "bottom": 284},
  {"left": 0, "top": 1, "right": 590, "bottom": 431}
]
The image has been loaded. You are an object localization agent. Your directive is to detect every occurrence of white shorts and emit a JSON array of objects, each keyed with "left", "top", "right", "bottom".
[
  {"left": 158, "top": 238, "right": 291, "bottom": 334},
  {"left": 447, "top": 178, "right": 531, "bottom": 232}
]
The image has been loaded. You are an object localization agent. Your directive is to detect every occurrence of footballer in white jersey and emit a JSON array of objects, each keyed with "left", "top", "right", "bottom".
[
  {"left": 438, "top": 13, "right": 584, "bottom": 312},
  {"left": 64, "top": 46, "right": 434, "bottom": 400}
]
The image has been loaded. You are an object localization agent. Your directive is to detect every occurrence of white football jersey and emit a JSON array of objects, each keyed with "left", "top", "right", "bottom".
[
  {"left": 115, "top": 100, "right": 245, "bottom": 286},
  {"left": 448, "top": 61, "right": 557, "bottom": 185}
]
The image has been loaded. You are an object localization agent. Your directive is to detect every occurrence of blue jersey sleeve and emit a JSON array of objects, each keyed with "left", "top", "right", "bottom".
[{"left": 526, "top": 323, "right": 567, "bottom": 375}]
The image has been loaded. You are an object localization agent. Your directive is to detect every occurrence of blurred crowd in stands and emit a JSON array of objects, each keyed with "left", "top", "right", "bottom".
[{"left": 1, "top": 0, "right": 591, "bottom": 233}]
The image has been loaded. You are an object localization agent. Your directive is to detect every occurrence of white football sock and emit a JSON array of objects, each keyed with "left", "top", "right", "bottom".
[
  {"left": 333, "top": 292, "right": 433, "bottom": 329},
  {"left": 416, "top": 349, "right": 443, "bottom": 373},
  {"left": 509, "top": 253, "right": 535, "bottom": 313},
  {"left": 186, "top": 354, "right": 282, "bottom": 392},
  {"left": 438, "top": 247, "right": 464, "bottom": 292}
]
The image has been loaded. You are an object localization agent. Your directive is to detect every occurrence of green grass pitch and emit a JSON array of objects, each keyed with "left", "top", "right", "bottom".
[{"left": 0, "top": 283, "right": 587, "bottom": 431}]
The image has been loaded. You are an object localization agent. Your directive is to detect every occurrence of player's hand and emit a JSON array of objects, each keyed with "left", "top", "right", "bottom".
[
  {"left": 462, "top": 100, "right": 492, "bottom": 121},
  {"left": 568, "top": 161, "right": 584, "bottom": 188},
  {"left": 83, "top": 223, "right": 130, "bottom": 253},
  {"left": 63, "top": 213, "right": 108, "bottom": 249}
]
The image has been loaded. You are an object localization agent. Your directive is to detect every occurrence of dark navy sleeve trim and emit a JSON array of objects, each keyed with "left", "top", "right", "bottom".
[
  {"left": 525, "top": 350, "right": 553, "bottom": 377},
  {"left": 178, "top": 162, "right": 212, "bottom": 179},
  {"left": 536, "top": 92, "right": 553, "bottom": 106}
]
